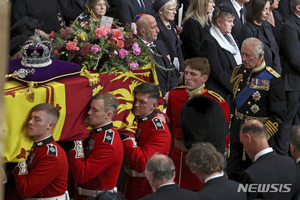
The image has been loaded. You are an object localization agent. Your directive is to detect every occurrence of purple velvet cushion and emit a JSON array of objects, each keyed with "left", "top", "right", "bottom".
[{"left": 9, "top": 57, "right": 81, "bottom": 84}]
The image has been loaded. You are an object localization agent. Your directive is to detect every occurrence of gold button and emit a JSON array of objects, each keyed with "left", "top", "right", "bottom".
[
  {"left": 238, "top": 88, "right": 240, "bottom": 91},
  {"left": 244, "top": 70, "right": 247, "bottom": 73},
  {"left": 246, "top": 111, "right": 249, "bottom": 114},
  {"left": 248, "top": 101, "right": 251, "bottom": 105}
]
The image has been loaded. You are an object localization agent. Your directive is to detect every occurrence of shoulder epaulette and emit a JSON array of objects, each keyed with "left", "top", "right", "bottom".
[
  {"left": 230, "top": 64, "right": 243, "bottom": 83},
  {"left": 47, "top": 144, "right": 57, "bottom": 156},
  {"left": 152, "top": 118, "right": 164, "bottom": 130},
  {"left": 266, "top": 67, "right": 281, "bottom": 78},
  {"left": 103, "top": 129, "right": 115, "bottom": 145},
  {"left": 171, "top": 85, "right": 185, "bottom": 91},
  {"left": 207, "top": 90, "right": 225, "bottom": 102}
]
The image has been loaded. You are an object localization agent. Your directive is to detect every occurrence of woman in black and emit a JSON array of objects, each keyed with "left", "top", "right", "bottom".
[
  {"left": 238, "top": 0, "right": 281, "bottom": 74},
  {"left": 153, "top": 0, "right": 184, "bottom": 75},
  {"left": 181, "top": 0, "right": 215, "bottom": 59},
  {"left": 267, "top": 0, "right": 283, "bottom": 44},
  {"left": 79, "top": 0, "right": 109, "bottom": 23}
]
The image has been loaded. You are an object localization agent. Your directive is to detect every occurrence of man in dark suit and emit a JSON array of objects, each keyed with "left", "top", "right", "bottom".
[
  {"left": 239, "top": 120, "right": 298, "bottom": 200},
  {"left": 136, "top": 14, "right": 178, "bottom": 97},
  {"left": 279, "top": 0, "right": 300, "bottom": 156},
  {"left": 219, "top": 0, "right": 248, "bottom": 42},
  {"left": 119, "top": 0, "right": 154, "bottom": 24},
  {"left": 140, "top": 154, "right": 199, "bottom": 200},
  {"left": 290, "top": 126, "right": 300, "bottom": 199},
  {"left": 186, "top": 142, "right": 246, "bottom": 200}
]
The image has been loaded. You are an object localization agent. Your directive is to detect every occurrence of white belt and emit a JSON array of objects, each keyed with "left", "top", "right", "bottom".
[
  {"left": 124, "top": 167, "right": 146, "bottom": 177},
  {"left": 24, "top": 190, "right": 69, "bottom": 200},
  {"left": 75, "top": 184, "right": 117, "bottom": 197}
]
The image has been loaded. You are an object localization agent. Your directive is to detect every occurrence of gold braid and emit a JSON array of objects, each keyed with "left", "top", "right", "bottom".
[{"left": 230, "top": 65, "right": 243, "bottom": 100}]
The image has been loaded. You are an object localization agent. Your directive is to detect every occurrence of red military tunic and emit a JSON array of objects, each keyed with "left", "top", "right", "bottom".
[
  {"left": 13, "top": 135, "right": 68, "bottom": 199},
  {"left": 69, "top": 122, "right": 123, "bottom": 200},
  {"left": 167, "top": 85, "right": 230, "bottom": 191},
  {"left": 122, "top": 111, "right": 171, "bottom": 200}
]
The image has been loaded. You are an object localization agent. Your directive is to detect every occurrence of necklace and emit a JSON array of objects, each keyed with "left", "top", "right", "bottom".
[{"left": 166, "top": 24, "right": 171, "bottom": 30}]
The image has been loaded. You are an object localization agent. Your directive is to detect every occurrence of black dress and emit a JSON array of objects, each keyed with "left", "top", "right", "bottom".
[{"left": 156, "top": 16, "right": 184, "bottom": 72}]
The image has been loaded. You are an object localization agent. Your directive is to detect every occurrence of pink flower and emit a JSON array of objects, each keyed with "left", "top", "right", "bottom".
[
  {"left": 66, "top": 42, "right": 80, "bottom": 51},
  {"left": 131, "top": 23, "right": 137, "bottom": 35},
  {"left": 132, "top": 42, "right": 141, "bottom": 56},
  {"left": 129, "top": 61, "right": 139, "bottom": 70},
  {"left": 114, "top": 50, "right": 118, "bottom": 55},
  {"left": 60, "top": 27, "right": 73, "bottom": 38},
  {"left": 49, "top": 31, "right": 55, "bottom": 39},
  {"left": 91, "top": 44, "right": 101, "bottom": 54},
  {"left": 110, "top": 29, "right": 124, "bottom": 41},
  {"left": 118, "top": 49, "right": 129, "bottom": 59},
  {"left": 80, "top": 21, "right": 87, "bottom": 28},
  {"left": 116, "top": 40, "right": 124, "bottom": 48},
  {"left": 95, "top": 26, "right": 111, "bottom": 39},
  {"left": 81, "top": 43, "right": 92, "bottom": 56}
]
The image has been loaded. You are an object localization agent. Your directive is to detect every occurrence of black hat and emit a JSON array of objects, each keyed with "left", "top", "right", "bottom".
[
  {"left": 153, "top": 0, "right": 169, "bottom": 12},
  {"left": 180, "top": 95, "right": 227, "bottom": 153},
  {"left": 218, "top": 4, "right": 234, "bottom": 14}
]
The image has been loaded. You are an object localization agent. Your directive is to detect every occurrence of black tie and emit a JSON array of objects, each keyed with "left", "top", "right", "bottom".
[
  {"left": 138, "top": 0, "right": 146, "bottom": 12},
  {"left": 240, "top": 7, "right": 244, "bottom": 25}
]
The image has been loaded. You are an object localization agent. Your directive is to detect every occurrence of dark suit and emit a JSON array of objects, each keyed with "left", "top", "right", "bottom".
[
  {"left": 270, "top": 10, "right": 283, "bottom": 45},
  {"left": 198, "top": 175, "right": 246, "bottom": 200},
  {"left": 277, "top": 0, "right": 291, "bottom": 21},
  {"left": 153, "top": 40, "right": 179, "bottom": 97},
  {"left": 219, "top": 0, "right": 246, "bottom": 43},
  {"left": 139, "top": 183, "right": 199, "bottom": 200},
  {"left": 199, "top": 33, "right": 236, "bottom": 107},
  {"left": 59, "top": 0, "right": 85, "bottom": 26},
  {"left": 278, "top": 13, "right": 300, "bottom": 156},
  {"left": 239, "top": 21, "right": 281, "bottom": 74},
  {"left": 181, "top": 17, "right": 211, "bottom": 59},
  {"left": 119, "top": 0, "right": 154, "bottom": 24},
  {"left": 240, "top": 151, "right": 298, "bottom": 200}
]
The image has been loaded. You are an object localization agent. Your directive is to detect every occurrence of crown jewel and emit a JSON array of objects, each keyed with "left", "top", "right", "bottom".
[{"left": 21, "top": 33, "right": 52, "bottom": 67}]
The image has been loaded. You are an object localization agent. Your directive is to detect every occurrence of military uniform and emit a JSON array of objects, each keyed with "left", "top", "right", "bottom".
[
  {"left": 166, "top": 85, "right": 230, "bottom": 191},
  {"left": 122, "top": 111, "right": 171, "bottom": 200},
  {"left": 227, "top": 60, "right": 286, "bottom": 181},
  {"left": 69, "top": 122, "right": 123, "bottom": 200},
  {"left": 13, "top": 135, "right": 69, "bottom": 199}
]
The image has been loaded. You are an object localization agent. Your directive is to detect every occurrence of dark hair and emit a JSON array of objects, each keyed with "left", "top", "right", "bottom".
[
  {"left": 31, "top": 103, "right": 59, "bottom": 124},
  {"left": 241, "top": 120, "right": 268, "bottom": 138},
  {"left": 133, "top": 82, "right": 160, "bottom": 100},
  {"left": 84, "top": 0, "right": 110, "bottom": 15},
  {"left": 183, "top": 57, "right": 210, "bottom": 76},
  {"left": 87, "top": 191, "right": 125, "bottom": 200},
  {"left": 290, "top": 126, "right": 300, "bottom": 151},
  {"left": 91, "top": 93, "right": 119, "bottom": 117},
  {"left": 146, "top": 154, "right": 175, "bottom": 180},
  {"left": 186, "top": 142, "right": 224, "bottom": 175},
  {"left": 246, "top": 0, "right": 269, "bottom": 23},
  {"left": 290, "top": 0, "right": 300, "bottom": 11}
]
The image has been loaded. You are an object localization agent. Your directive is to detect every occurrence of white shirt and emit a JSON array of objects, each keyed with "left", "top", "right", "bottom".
[
  {"left": 230, "top": 0, "right": 243, "bottom": 18},
  {"left": 254, "top": 147, "right": 273, "bottom": 162},
  {"left": 296, "top": 157, "right": 300, "bottom": 164},
  {"left": 205, "top": 173, "right": 224, "bottom": 183},
  {"left": 294, "top": 12, "right": 300, "bottom": 19},
  {"left": 158, "top": 182, "right": 175, "bottom": 188}
]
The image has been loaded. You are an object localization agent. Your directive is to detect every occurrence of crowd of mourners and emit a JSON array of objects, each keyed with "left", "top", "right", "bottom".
[{"left": 6, "top": 0, "right": 300, "bottom": 199}]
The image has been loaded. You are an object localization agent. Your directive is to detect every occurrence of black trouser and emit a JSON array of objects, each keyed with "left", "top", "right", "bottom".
[{"left": 275, "top": 91, "right": 300, "bottom": 155}]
